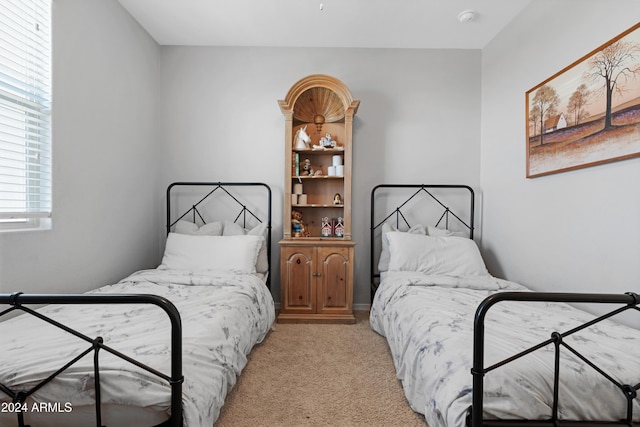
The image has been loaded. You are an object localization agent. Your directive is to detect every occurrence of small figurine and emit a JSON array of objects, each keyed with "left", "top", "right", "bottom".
[
  {"left": 301, "top": 158, "right": 312, "bottom": 176},
  {"left": 334, "top": 217, "right": 344, "bottom": 238},
  {"left": 333, "top": 193, "right": 343, "bottom": 205},
  {"left": 313, "top": 133, "right": 337, "bottom": 150},
  {"left": 301, "top": 158, "right": 323, "bottom": 176},
  {"left": 291, "top": 210, "right": 309, "bottom": 237},
  {"left": 291, "top": 211, "right": 302, "bottom": 236},
  {"left": 321, "top": 216, "right": 332, "bottom": 237},
  {"left": 320, "top": 133, "right": 336, "bottom": 148},
  {"left": 294, "top": 126, "right": 311, "bottom": 149}
]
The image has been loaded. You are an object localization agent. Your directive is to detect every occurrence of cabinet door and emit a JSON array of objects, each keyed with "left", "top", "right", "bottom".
[
  {"left": 316, "top": 246, "right": 352, "bottom": 314},
  {"left": 281, "top": 246, "right": 315, "bottom": 314}
]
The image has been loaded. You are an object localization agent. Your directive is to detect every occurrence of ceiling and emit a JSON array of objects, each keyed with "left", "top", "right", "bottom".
[{"left": 117, "top": 0, "right": 532, "bottom": 49}]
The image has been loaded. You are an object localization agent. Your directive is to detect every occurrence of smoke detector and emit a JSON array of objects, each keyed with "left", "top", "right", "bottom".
[{"left": 458, "top": 9, "right": 477, "bottom": 23}]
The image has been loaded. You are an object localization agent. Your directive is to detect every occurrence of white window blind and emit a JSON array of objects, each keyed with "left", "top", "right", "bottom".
[{"left": 0, "top": 0, "right": 52, "bottom": 227}]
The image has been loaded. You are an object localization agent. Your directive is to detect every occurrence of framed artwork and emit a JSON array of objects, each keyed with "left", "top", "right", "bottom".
[{"left": 526, "top": 22, "right": 640, "bottom": 178}]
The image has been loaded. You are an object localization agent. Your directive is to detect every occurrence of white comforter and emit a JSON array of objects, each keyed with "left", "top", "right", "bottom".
[
  {"left": 0, "top": 268, "right": 275, "bottom": 427},
  {"left": 370, "top": 272, "right": 640, "bottom": 427}
]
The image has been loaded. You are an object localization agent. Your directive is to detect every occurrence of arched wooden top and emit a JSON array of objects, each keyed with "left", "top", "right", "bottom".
[{"left": 278, "top": 74, "right": 360, "bottom": 118}]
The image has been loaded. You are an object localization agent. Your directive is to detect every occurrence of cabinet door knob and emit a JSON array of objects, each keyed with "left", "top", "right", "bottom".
[{"left": 296, "top": 259, "right": 301, "bottom": 264}]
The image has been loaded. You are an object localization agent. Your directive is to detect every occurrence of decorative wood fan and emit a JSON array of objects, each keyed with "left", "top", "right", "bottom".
[{"left": 294, "top": 87, "right": 345, "bottom": 132}]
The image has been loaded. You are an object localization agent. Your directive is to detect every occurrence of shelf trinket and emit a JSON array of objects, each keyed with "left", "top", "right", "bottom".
[
  {"left": 334, "top": 217, "right": 344, "bottom": 238},
  {"left": 321, "top": 216, "right": 332, "bottom": 237}
]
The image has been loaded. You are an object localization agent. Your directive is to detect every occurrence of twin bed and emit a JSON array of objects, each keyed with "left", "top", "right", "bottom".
[
  {"left": 0, "top": 182, "right": 275, "bottom": 427},
  {"left": 369, "top": 184, "right": 639, "bottom": 426},
  {"left": 1, "top": 182, "right": 638, "bottom": 427}
]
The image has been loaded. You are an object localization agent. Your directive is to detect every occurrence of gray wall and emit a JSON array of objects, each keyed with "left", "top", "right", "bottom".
[
  {"left": 0, "top": 0, "right": 161, "bottom": 293},
  {"left": 480, "top": 0, "right": 640, "bottom": 326},
  {"left": 158, "top": 47, "right": 481, "bottom": 306},
  {"left": 2, "top": 0, "right": 638, "bottom": 324}
]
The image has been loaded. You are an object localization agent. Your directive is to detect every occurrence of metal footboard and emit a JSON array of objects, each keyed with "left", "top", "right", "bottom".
[
  {"left": 0, "top": 293, "right": 183, "bottom": 427},
  {"left": 469, "top": 291, "right": 640, "bottom": 427}
]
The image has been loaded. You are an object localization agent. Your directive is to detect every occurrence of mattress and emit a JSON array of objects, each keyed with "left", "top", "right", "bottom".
[
  {"left": 370, "top": 271, "right": 640, "bottom": 427},
  {"left": 0, "top": 268, "right": 275, "bottom": 427}
]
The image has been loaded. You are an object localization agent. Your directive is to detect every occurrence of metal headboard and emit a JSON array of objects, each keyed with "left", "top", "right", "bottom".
[
  {"left": 166, "top": 182, "right": 272, "bottom": 289},
  {"left": 370, "top": 184, "right": 475, "bottom": 301}
]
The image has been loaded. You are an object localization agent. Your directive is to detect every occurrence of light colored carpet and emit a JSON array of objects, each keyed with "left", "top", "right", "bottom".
[{"left": 215, "top": 311, "right": 427, "bottom": 426}]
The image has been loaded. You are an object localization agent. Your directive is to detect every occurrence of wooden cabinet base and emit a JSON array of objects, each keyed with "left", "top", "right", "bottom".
[
  {"left": 277, "top": 312, "right": 355, "bottom": 324},
  {"left": 278, "top": 239, "right": 355, "bottom": 324}
]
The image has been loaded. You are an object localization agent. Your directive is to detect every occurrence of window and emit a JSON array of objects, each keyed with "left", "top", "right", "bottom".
[{"left": 0, "top": 0, "right": 52, "bottom": 231}]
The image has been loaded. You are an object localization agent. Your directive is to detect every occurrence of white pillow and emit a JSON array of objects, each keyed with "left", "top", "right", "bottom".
[
  {"left": 426, "top": 226, "right": 467, "bottom": 238},
  {"left": 160, "top": 233, "right": 263, "bottom": 274},
  {"left": 378, "top": 223, "right": 425, "bottom": 272},
  {"left": 223, "top": 221, "right": 269, "bottom": 274},
  {"left": 174, "top": 220, "right": 223, "bottom": 236},
  {"left": 222, "top": 220, "right": 244, "bottom": 236},
  {"left": 387, "top": 233, "right": 488, "bottom": 276}
]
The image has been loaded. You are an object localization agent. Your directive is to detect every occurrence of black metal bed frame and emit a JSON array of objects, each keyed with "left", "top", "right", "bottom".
[
  {"left": 166, "top": 181, "right": 272, "bottom": 290},
  {"left": 471, "top": 291, "right": 639, "bottom": 427},
  {"left": 370, "top": 183, "right": 475, "bottom": 302},
  {"left": 0, "top": 181, "right": 272, "bottom": 427},
  {"left": 0, "top": 293, "right": 183, "bottom": 427},
  {"left": 370, "top": 183, "right": 640, "bottom": 427}
]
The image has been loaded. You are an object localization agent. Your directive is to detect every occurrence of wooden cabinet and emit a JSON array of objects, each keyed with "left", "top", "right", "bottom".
[
  {"left": 277, "top": 74, "right": 359, "bottom": 324},
  {"left": 278, "top": 240, "right": 355, "bottom": 323}
]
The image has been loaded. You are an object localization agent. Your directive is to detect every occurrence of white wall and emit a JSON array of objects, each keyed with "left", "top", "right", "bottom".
[
  {"left": 158, "top": 47, "right": 481, "bottom": 305},
  {"left": 0, "top": 0, "right": 161, "bottom": 293},
  {"left": 481, "top": 0, "right": 640, "bottom": 326},
  {"left": 5, "top": 0, "right": 636, "bottom": 322}
]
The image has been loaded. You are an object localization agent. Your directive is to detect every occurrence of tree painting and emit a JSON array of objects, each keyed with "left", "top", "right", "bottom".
[
  {"left": 530, "top": 84, "right": 559, "bottom": 145},
  {"left": 584, "top": 39, "right": 640, "bottom": 129},
  {"left": 567, "top": 84, "right": 591, "bottom": 126},
  {"left": 526, "top": 22, "right": 640, "bottom": 178}
]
